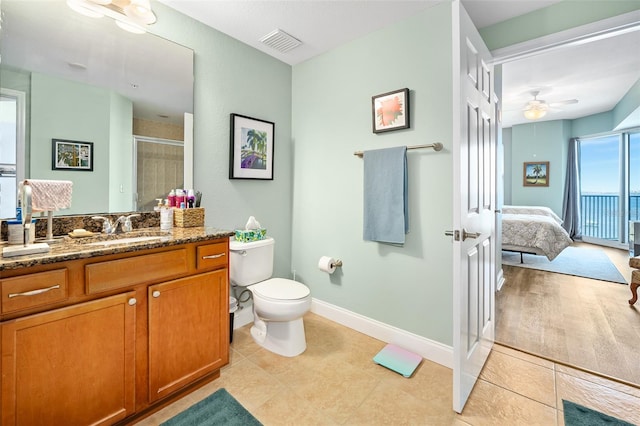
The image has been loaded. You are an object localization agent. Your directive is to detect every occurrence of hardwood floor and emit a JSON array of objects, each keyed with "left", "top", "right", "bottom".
[{"left": 496, "top": 242, "right": 640, "bottom": 387}]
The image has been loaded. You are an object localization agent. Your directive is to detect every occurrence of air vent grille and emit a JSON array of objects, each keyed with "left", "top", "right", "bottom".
[{"left": 260, "top": 29, "right": 302, "bottom": 53}]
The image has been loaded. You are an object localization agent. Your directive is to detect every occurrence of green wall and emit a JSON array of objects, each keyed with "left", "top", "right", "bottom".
[
  {"left": 291, "top": 2, "right": 455, "bottom": 344},
  {"left": 150, "top": 2, "right": 294, "bottom": 279},
  {"left": 510, "top": 120, "right": 570, "bottom": 215},
  {"left": 108, "top": 91, "right": 134, "bottom": 213},
  {"left": 30, "top": 72, "right": 115, "bottom": 215}
]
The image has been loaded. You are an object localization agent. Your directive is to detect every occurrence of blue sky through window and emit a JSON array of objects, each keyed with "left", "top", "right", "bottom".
[{"left": 580, "top": 133, "right": 639, "bottom": 194}]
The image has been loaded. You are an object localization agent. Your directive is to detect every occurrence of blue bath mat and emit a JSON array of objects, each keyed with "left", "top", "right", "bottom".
[
  {"left": 161, "top": 388, "right": 262, "bottom": 426},
  {"left": 563, "top": 400, "right": 633, "bottom": 425}
]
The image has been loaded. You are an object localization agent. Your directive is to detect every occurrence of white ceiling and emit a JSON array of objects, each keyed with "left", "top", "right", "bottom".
[{"left": 159, "top": 0, "right": 640, "bottom": 128}]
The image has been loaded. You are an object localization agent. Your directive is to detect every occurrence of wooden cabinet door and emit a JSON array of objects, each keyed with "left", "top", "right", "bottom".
[
  {"left": 148, "top": 270, "right": 228, "bottom": 402},
  {"left": 1, "top": 292, "right": 137, "bottom": 426}
]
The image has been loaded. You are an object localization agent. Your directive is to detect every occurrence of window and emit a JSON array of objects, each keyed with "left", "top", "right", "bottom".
[{"left": 579, "top": 130, "right": 639, "bottom": 248}]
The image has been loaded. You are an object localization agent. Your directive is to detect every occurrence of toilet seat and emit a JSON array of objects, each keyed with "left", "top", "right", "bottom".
[{"left": 250, "top": 278, "right": 310, "bottom": 301}]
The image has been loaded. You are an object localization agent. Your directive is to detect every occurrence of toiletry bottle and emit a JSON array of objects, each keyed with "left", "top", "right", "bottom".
[
  {"left": 154, "top": 199, "right": 163, "bottom": 212},
  {"left": 175, "top": 189, "right": 184, "bottom": 208},
  {"left": 187, "top": 189, "right": 195, "bottom": 208},
  {"left": 168, "top": 190, "right": 176, "bottom": 207},
  {"left": 160, "top": 206, "right": 173, "bottom": 231}
]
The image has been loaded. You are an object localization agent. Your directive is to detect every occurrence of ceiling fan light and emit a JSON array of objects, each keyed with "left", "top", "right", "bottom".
[{"left": 524, "top": 108, "right": 547, "bottom": 120}]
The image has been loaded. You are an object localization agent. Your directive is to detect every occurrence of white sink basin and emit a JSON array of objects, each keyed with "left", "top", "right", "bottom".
[{"left": 86, "top": 236, "right": 165, "bottom": 247}]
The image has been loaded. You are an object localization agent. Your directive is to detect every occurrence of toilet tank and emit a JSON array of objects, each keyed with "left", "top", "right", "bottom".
[{"left": 229, "top": 237, "right": 274, "bottom": 286}]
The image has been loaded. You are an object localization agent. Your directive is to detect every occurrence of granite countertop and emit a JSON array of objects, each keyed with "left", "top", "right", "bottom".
[{"left": 0, "top": 227, "right": 234, "bottom": 271}]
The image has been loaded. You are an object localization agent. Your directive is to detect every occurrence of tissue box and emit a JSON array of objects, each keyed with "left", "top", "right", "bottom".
[
  {"left": 234, "top": 228, "right": 267, "bottom": 242},
  {"left": 173, "top": 207, "right": 205, "bottom": 228}
]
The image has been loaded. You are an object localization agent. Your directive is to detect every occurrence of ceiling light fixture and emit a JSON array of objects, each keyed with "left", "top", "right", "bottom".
[
  {"left": 67, "top": 0, "right": 156, "bottom": 34},
  {"left": 523, "top": 107, "right": 547, "bottom": 120},
  {"left": 523, "top": 91, "right": 549, "bottom": 120}
]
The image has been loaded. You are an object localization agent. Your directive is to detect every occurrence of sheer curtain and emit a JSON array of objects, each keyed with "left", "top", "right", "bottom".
[{"left": 562, "top": 138, "right": 581, "bottom": 239}]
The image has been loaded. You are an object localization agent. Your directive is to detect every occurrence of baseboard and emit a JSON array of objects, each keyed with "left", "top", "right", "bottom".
[
  {"left": 311, "top": 298, "right": 453, "bottom": 369},
  {"left": 497, "top": 268, "right": 505, "bottom": 291}
]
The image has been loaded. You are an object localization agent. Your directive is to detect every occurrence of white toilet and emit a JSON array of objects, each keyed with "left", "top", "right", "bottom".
[{"left": 229, "top": 237, "right": 311, "bottom": 357}]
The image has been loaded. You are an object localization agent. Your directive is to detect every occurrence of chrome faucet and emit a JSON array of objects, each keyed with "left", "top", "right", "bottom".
[{"left": 92, "top": 214, "right": 140, "bottom": 234}]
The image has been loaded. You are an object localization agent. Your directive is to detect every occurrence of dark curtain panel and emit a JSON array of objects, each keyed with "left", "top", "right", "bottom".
[{"left": 562, "top": 138, "right": 581, "bottom": 239}]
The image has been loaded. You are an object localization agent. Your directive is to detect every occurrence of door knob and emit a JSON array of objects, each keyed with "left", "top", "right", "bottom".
[
  {"left": 462, "top": 229, "right": 481, "bottom": 241},
  {"left": 128, "top": 298, "right": 137, "bottom": 306},
  {"left": 152, "top": 290, "right": 160, "bottom": 298}
]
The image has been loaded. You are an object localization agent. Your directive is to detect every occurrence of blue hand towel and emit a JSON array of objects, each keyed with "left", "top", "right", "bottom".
[{"left": 363, "top": 146, "right": 408, "bottom": 245}]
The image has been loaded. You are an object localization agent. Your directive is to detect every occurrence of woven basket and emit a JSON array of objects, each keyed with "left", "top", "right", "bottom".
[{"left": 173, "top": 208, "right": 204, "bottom": 228}]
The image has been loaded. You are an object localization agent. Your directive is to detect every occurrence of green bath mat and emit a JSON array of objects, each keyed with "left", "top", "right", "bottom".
[
  {"left": 161, "top": 388, "right": 262, "bottom": 426},
  {"left": 563, "top": 400, "right": 633, "bottom": 426}
]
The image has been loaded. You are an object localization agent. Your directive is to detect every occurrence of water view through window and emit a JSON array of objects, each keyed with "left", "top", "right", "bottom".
[{"left": 579, "top": 132, "right": 639, "bottom": 244}]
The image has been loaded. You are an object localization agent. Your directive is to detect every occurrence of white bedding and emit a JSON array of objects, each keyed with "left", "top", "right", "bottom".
[{"left": 502, "top": 213, "right": 572, "bottom": 261}]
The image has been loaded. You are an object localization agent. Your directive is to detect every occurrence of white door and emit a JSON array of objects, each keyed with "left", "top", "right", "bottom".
[{"left": 452, "top": 0, "right": 496, "bottom": 413}]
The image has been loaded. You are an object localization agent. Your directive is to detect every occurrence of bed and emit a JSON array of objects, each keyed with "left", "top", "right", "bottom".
[{"left": 501, "top": 205, "right": 572, "bottom": 262}]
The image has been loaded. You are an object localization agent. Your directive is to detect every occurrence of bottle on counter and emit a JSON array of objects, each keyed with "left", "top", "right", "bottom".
[
  {"left": 160, "top": 206, "right": 173, "bottom": 231},
  {"left": 168, "top": 189, "right": 176, "bottom": 207},
  {"left": 187, "top": 189, "right": 195, "bottom": 208}
]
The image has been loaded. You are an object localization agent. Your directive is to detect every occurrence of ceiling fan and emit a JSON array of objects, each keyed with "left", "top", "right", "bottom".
[{"left": 523, "top": 90, "right": 578, "bottom": 120}]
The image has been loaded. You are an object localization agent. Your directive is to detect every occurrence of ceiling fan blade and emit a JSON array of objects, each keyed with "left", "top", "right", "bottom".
[{"left": 549, "top": 99, "right": 578, "bottom": 106}]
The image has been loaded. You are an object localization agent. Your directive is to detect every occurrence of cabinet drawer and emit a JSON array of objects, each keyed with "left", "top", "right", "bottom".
[
  {"left": 1, "top": 269, "right": 68, "bottom": 314},
  {"left": 86, "top": 249, "right": 188, "bottom": 294},
  {"left": 196, "top": 242, "right": 228, "bottom": 271}
]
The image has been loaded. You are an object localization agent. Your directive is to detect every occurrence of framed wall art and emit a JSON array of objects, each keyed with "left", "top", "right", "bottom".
[
  {"left": 229, "top": 113, "right": 275, "bottom": 180},
  {"left": 372, "top": 88, "right": 410, "bottom": 133},
  {"left": 52, "top": 139, "right": 94, "bottom": 171},
  {"left": 523, "top": 161, "right": 549, "bottom": 187}
]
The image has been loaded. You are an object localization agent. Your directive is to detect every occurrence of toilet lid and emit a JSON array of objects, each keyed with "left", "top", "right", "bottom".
[{"left": 250, "top": 278, "right": 310, "bottom": 301}]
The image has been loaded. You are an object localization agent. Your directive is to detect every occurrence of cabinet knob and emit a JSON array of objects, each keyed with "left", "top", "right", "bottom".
[
  {"left": 128, "top": 298, "right": 137, "bottom": 306},
  {"left": 152, "top": 291, "right": 161, "bottom": 298}
]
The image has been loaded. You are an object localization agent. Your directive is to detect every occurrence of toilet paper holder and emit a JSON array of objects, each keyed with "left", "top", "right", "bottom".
[{"left": 331, "top": 259, "right": 343, "bottom": 268}]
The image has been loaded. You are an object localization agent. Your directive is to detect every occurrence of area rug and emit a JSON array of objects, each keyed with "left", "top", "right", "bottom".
[
  {"left": 161, "top": 388, "right": 262, "bottom": 426},
  {"left": 563, "top": 400, "right": 634, "bottom": 425},
  {"left": 502, "top": 246, "right": 627, "bottom": 284}
]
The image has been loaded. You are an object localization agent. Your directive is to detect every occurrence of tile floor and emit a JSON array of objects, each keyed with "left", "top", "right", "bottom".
[{"left": 136, "top": 313, "right": 640, "bottom": 425}]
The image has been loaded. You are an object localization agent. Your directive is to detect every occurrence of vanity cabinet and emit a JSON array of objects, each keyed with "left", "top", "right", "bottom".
[
  {"left": 148, "top": 269, "right": 227, "bottom": 402},
  {"left": 1, "top": 291, "right": 137, "bottom": 425},
  {"left": 0, "top": 237, "right": 230, "bottom": 425}
]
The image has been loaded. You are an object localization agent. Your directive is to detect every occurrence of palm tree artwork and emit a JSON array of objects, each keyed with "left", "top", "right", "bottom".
[
  {"left": 240, "top": 127, "right": 268, "bottom": 170},
  {"left": 524, "top": 162, "right": 549, "bottom": 186}
]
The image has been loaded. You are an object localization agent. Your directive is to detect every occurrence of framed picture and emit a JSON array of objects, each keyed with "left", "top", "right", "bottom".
[
  {"left": 52, "top": 139, "right": 94, "bottom": 171},
  {"left": 372, "top": 88, "right": 410, "bottom": 133},
  {"left": 523, "top": 161, "right": 549, "bottom": 187},
  {"left": 229, "top": 113, "right": 275, "bottom": 180}
]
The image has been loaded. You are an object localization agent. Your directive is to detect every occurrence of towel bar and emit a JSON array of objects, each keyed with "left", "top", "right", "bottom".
[{"left": 354, "top": 142, "right": 443, "bottom": 157}]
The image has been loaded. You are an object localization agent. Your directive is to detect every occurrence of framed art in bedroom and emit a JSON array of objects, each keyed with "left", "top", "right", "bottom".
[{"left": 523, "top": 161, "right": 549, "bottom": 187}]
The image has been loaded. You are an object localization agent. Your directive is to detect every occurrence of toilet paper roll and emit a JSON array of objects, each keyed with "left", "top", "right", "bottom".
[{"left": 318, "top": 256, "right": 337, "bottom": 274}]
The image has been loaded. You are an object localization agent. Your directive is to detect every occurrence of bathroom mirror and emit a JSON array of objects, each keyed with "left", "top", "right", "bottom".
[{"left": 0, "top": 0, "right": 194, "bottom": 219}]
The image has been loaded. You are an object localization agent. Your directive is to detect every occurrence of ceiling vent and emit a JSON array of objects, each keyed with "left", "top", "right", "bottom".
[{"left": 260, "top": 29, "right": 302, "bottom": 53}]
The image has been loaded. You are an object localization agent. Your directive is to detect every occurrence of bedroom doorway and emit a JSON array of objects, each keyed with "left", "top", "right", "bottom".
[
  {"left": 579, "top": 131, "right": 640, "bottom": 249},
  {"left": 494, "top": 11, "right": 640, "bottom": 389}
]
